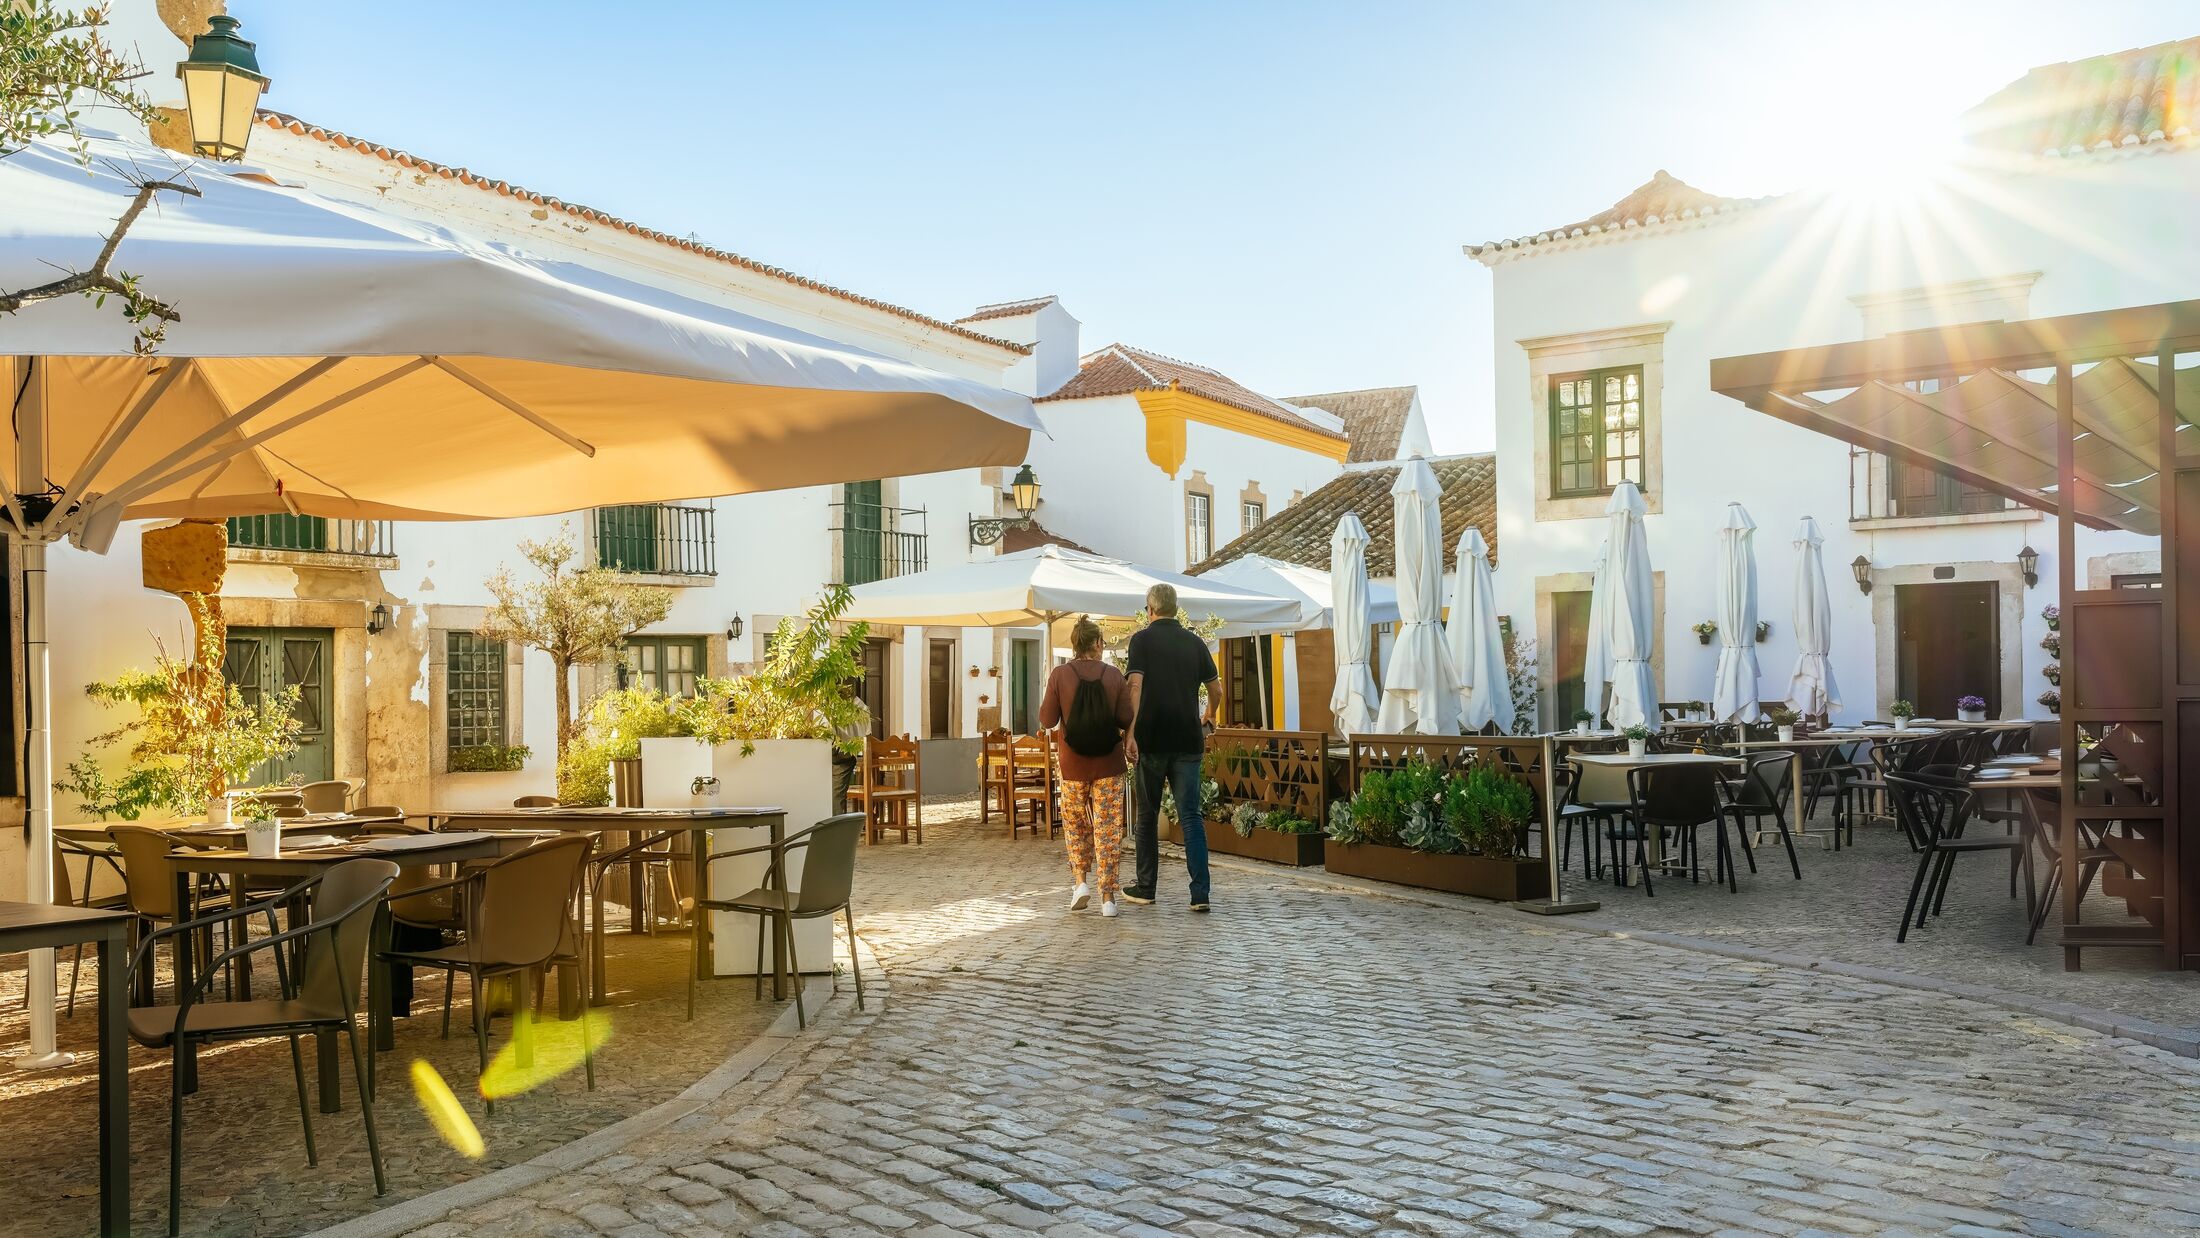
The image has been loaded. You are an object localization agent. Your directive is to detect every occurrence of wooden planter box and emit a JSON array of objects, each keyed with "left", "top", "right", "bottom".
[
  {"left": 1323, "top": 840, "right": 1548, "bottom": 902},
  {"left": 1162, "top": 818, "right": 1325, "bottom": 867}
]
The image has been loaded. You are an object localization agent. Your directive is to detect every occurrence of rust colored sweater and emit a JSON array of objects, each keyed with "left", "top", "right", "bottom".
[{"left": 1038, "top": 658, "right": 1133, "bottom": 783}]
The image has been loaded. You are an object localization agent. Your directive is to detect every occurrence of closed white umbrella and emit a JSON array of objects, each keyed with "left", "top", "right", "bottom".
[
  {"left": 1711, "top": 503, "right": 1762, "bottom": 722},
  {"left": 1788, "top": 516, "right": 1842, "bottom": 720},
  {"left": 1446, "top": 526, "right": 1512, "bottom": 734},
  {"left": 1202, "top": 553, "right": 1400, "bottom": 637},
  {"left": 1602, "top": 482, "right": 1659, "bottom": 732},
  {"left": 3, "top": 132, "right": 1044, "bottom": 1068},
  {"left": 1329, "top": 515, "right": 1381, "bottom": 736},
  {"left": 842, "top": 544, "right": 1298, "bottom": 629},
  {"left": 1582, "top": 541, "right": 1612, "bottom": 725},
  {"left": 1375, "top": 457, "right": 1460, "bottom": 735}
]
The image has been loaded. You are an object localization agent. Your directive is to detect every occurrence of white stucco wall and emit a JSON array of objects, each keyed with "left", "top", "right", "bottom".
[{"left": 1483, "top": 147, "right": 2190, "bottom": 727}]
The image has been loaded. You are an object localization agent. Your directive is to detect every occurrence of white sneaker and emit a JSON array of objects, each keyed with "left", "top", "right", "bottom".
[
  {"left": 1069, "top": 882, "right": 1092, "bottom": 911},
  {"left": 1100, "top": 899, "right": 1119, "bottom": 918}
]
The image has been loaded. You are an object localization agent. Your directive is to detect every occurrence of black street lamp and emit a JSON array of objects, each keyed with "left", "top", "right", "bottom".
[
  {"left": 176, "top": 16, "right": 268, "bottom": 161},
  {"left": 2017, "top": 544, "right": 2040, "bottom": 588},
  {"left": 367, "top": 601, "right": 390, "bottom": 635},
  {"left": 1851, "top": 555, "right": 1873, "bottom": 595},
  {"left": 969, "top": 464, "right": 1042, "bottom": 547},
  {"left": 727, "top": 613, "right": 745, "bottom": 641}
]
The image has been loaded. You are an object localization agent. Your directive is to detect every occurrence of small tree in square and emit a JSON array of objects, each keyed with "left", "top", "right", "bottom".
[{"left": 479, "top": 526, "right": 673, "bottom": 779}]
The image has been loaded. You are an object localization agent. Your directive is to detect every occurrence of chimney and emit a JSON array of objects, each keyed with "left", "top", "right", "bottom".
[{"left": 957, "top": 296, "right": 1080, "bottom": 397}]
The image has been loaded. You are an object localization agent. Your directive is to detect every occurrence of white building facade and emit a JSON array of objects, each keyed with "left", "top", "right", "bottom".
[{"left": 1471, "top": 38, "right": 2189, "bottom": 729}]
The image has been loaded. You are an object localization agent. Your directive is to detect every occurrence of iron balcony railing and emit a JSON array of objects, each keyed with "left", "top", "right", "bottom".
[
  {"left": 595, "top": 503, "right": 716, "bottom": 577},
  {"left": 226, "top": 514, "right": 396, "bottom": 558},
  {"left": 1849, "top": 446, "right": 2018, "bottom": 522},
  {"left": 831, "top": 500, "right": 927, "bottom": 586}
]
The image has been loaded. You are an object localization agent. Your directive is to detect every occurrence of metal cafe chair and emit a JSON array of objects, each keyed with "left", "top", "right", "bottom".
[
  {"left": 1886, "top": 770, "right": 2034, "bottom": 943},
  {"left": 1617, "top": 764, "right": 1732, "bottom": 895},
  {"left": 127, "top": 858, "right": 399, "bottom": 1237},
  {"left": 696, "top": 813, "right": 866, "bottom": 1030},
  {"left": 1717, "top": 749, "right": 1803, "bottom": 880},
  {"left": 382, "top": 834, "right": 598, "bottom": 1112}
]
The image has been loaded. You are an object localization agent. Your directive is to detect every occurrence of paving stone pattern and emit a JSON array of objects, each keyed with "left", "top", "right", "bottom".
[{"left": 400, "top": 798, "right": 2200, "bottom": 1237}]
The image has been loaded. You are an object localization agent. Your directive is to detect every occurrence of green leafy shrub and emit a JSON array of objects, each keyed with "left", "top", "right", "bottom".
[
  {"left": 1263, "top": 810, "right": 1320, "bottom": 835},
  {"left": 1348, "top": 769, "right": 1401, "bottom": 845},
  {"left": 1229, "top": 802, "right": 1263, "bottom": 838},
  {"left": 559, "top": 687, "right": 684, "bottom": 805},
  {"left": 1459, "top": 765, "right": 1533, "bottom": 859},
  {"left": 447, "top": 744, "right": 531, "bottom": 773},
  {"left": 682, "top": 585, "right": 871, "bottom": 756}
]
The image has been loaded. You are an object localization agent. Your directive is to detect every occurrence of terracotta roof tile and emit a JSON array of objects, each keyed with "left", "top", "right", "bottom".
[
  {"left": 1285, "top": 386, "right": 1418, "bottom": 464},
  {"left": 1962, "top": 36, "right": 2200, "bottom": 157},
  {"left": 956, "top": 295, "right": 1058, "bottom": 324},
  {"left": 252, "top": 110, "right": 1029, "bottom": 355},
  {"left": 1038, "top": 344, "right": 1347, "bottom": 442},
  {"left": 1466, "top": 170, "right": 1767, "bottom": 261},
  {"left": 1191, "top": 454, "right": 1497, "bottom": 576}
]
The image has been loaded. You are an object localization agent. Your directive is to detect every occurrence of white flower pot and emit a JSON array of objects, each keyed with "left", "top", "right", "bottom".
[
  {"left": 1575, "top": 722, "right": 1592, "bottom": 735},
  {"left": 1958, "top": 708, "right": 1986, "bottom": 723},
  {"left": 1777, "top": 726, "right": 1795, "bottom": 743},
  {"left": 1894, "top": 719, "right": 1909, "bottom": 732},
  {"left": 205, "top": 796, "right": 232, "bottom": 827},
  {"left": 1627, "top": 739, "right": 1647, "bottom": 759},
  {"left": 244, "top": 819, "right": 281, "bottom": 858}
]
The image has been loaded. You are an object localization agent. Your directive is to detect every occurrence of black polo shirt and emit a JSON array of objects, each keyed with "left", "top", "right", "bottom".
[{"left": 1126, "top": 617, "right": 1218, "bottom": 754}]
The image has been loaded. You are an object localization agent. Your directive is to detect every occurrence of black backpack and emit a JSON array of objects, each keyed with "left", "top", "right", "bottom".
[{"left": 1063, "top": 665, "right": 1121, "bottom": 757}]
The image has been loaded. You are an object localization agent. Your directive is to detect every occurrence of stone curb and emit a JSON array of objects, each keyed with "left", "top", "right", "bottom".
[
  {"left": 1179, "top": 844, "right": 2200, "bottom": 1060},
  {"left": 312, "top": 938, "right": 889, "bottom": 1238}
]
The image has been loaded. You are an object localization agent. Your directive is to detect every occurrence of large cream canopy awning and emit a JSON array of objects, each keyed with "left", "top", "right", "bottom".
[
  {"left": 842, "top": 544, "right": 1300, "bottom": 629},
  {"left": 0, "top": 133, "right": 1042, "bottom": 540},
  {"left": 1711, "top": 301, "right": 2200, "bottom": 537}
]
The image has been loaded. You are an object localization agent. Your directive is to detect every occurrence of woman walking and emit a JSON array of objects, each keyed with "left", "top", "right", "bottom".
[{"left": 1040, "top": 617, "right": 1134, "bottom": 917}]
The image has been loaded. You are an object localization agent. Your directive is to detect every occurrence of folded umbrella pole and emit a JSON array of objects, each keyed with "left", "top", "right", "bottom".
[{"left": 1712, "top": 503, "right": 1762, "bottom": 723}]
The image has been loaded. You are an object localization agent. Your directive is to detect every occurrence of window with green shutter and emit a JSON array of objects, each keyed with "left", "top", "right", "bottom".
[
  {"left": 1550, "top": 365, "right": 1645, "bottom": 498},
  {"left": 624, "top": 635, "right": 709, "bottom": 698}
]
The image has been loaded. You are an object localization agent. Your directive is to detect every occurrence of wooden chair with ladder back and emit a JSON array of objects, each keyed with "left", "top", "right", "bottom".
[
  {"left": 1007, "top": 733, "right": 1057, "bottom": 839},
  {"left": 978, "top": 727, "right": 1014, "bottom": 826},
  {"left": 851, "top": 734, "right": 923, "bottom": 843}
]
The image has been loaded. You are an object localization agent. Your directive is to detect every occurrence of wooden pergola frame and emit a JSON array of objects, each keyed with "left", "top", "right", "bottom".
[{"left": 1712, "top": 299, "right": 2198, "bottom": 972}]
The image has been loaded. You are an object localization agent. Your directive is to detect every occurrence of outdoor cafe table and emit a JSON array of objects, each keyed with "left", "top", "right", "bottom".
[
  {"left": 428, "top": 806, "right": 789, "bottom": 1009},
  {"left": 165, "top": 831, "right": 508, "bottom": 1112},
  {"left": 1, "top": 900, "right": 131, "bottom": 1236},
  {"left": 1568, "top": 751, "right": 1742, "bottom": 879}
]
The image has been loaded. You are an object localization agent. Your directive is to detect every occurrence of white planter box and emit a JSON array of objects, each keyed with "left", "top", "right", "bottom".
[{"left": 639, "top": 737, "right": 835, "bottom": 977}]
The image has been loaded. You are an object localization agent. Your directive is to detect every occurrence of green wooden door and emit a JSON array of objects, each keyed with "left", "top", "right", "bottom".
[
  {"left": 843, "top": 481, "right": 884, "bottom": 584},
  {"left": 223, "top": 627, "right": 334, "bottom": 785},
  {"left": 1010, "top": 638, "right": 1036, "bottom": 733}
]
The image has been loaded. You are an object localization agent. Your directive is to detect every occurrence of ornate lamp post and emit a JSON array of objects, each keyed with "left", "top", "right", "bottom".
[{"left": 176, "top": 16, "right": 268, "bottom": 161}]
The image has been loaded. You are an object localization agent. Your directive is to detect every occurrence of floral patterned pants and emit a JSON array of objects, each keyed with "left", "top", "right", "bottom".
[{"left": 1060, "top": 774, "right": 1126, "bottom": 900}]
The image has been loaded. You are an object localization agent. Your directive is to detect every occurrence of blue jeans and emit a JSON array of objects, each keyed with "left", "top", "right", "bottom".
[{"left": 1132, "top": 752, "right": 1209, "bottom": 903}]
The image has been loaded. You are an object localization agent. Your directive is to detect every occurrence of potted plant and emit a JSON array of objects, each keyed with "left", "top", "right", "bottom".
[
  {"left": 1889, "top": 699, "right": 1916, "bottom": 730},
  {"left": 240, "top": 797, "right": 282, "bottom": 858},
  {"left": 2042, "top": 663, "right": 2062, "bottom": 686},
  {"left": 1766, "top": 706, "right": 1798, "bottom": 743},
  {"left": 1691, "top": 620, "right": 1718, "bottom": 646},
  {"left": 1322, "top": 760, "right": 1547, "bottom": 901},
  {"left": 1571, "top": 708, "right": 1595, "bottom": 735},
  {"left": 2038, "top": 688, "right": 2062, "bottom": 715},
  {"left": 1622, "top": 724, "right": 1651, "bottom": 758},
  {"left": 2040, "top": 632, "right": 2062, "bottom": 661},
  {"left": 1956, "top": 694, "right": 1988, "bottom": 723},
  {"left": 2042, "top": 603, "right": 2060, "bottom": 632},
  {"left": 1688, "top": 699, "right": 1709, "bottom": 721},
  {"left": 1754, "top": 620, "right": 1772, "bottom": 643}
]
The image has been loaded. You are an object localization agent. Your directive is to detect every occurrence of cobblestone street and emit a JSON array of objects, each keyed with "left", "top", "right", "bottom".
[{"left": 393, "top": 798, "right": 2200, "bottom": 1238}]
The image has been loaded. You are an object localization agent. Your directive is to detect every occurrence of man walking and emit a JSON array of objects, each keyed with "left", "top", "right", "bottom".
[{"left": 1123, "top": 583, "right": 1221, "bottom": 912}]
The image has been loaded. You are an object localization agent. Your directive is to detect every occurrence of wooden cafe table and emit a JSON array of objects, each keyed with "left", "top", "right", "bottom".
[{"left": 429, "top": 806, "right": 789, "bottom": 1013}]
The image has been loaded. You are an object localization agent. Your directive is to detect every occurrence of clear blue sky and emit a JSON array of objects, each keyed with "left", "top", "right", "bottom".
[{"left": 241, "top": 2, "right": 2194, "bottom": 452}]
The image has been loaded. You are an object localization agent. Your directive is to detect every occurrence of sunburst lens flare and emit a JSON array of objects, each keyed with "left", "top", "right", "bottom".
[
  {"left": 412, "top": 1060, "right": 486, "bottom": 1159},
  {"left": 480, "top": 1010, "right": 614, "bottom": 1100}
]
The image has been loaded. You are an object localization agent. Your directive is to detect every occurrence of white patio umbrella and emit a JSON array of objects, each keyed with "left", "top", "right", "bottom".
[
  {"left": 1787, "top": 516, "right": 1843, "bottom": 720},
  {"left": 1329, "top": 514, "right": 1381, "bottom": 736},
  {"left": 841, "top": 544, "right": 1298, "bottom": 632},
  {"left": 2, "top": 133, "right": 1043, "bottom": 1066},
  {"left": 1711, "top": 502, "right": 1762, "bottom": 723},
  {"left": 1445, "top": 526, "right": 1512, "bottom": 734},
  {"left": 1582, "top": 541, "right": 1612, "bottom": 724},
  {"left": 1374, "top": 457, "right": 1459, "bottom": 735},
  {"left": 1602, "top": 482, "right": 1659, "bottom": 732},
  {"left": 1202, "top": 553, "right": 1400, "bottom": 636}
]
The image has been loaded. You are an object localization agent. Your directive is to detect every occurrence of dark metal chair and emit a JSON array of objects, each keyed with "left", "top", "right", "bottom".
[
  {"left": 1616, "top": 764, "right": 1730, "bottom": 895},
  {"left": 1885, "top": 770, "right": 2033, "bottom": 942},
  {"left": 128, "top": 858, "right": 399, "bottom": 1237},
  {"left": 1717, "top": 749, "right": 1802, "bottom": 880},
  {"left": 696, "top": 813, "right": 866, "bottom": 1029}
]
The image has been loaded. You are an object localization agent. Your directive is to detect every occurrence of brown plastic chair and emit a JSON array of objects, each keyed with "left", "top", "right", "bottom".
[
  {"left": 381, "top": 833, "right": 597, "bottom": 1110},
  {"left": 127, "top": 858, "right": 399, "bottom": 1236},
  {"left": 48, "top": 839, "right": 125, "bottom": 1016},
  {"left": 298, "top": 780, "right": 353, "bottom": 814},
  {"left": 978, "top": 728, "right": 1013, "bottom": 825},
  {"left": 1008, "top": 734, "right": 1056, "bottom": 839},
  {"left": 696, "top": 813, "right": 865, "bottom": 1029},
  {"left": 512, "top": 795, "right": 559, "bottom": 808},
  {"left": 856, "top": 735, "right": 922, "bottom": 843}
]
